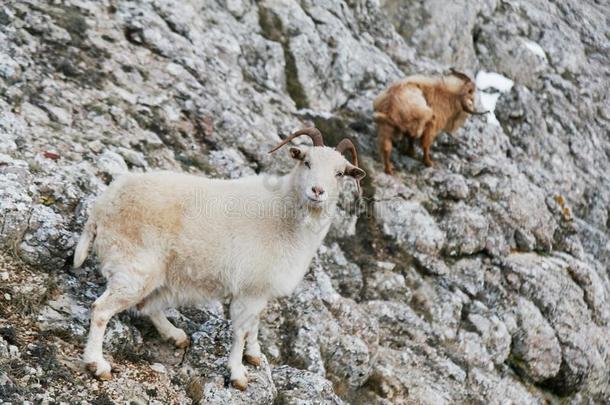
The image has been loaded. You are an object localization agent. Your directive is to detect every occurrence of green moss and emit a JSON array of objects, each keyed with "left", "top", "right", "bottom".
[
  {"left": 84, "top": 102, "right": 107, "bottom": 116},
  {"left": 52, "top": 8, "right": 88, "bottom": 46},
  {"left": 258, "top": 6, "right": 309, "bottom": 109},
  {"left": 32, "top": 6, "right": 111, "bottom": 89},
  {"left": 283, "top": 44, "right": 309, "bottom": 109},
  {"left": 175, "top": 153, "right": 218, "bottom": 176},
  {"left": 258, "top": 7, "right": 283, "bottom": 42},
  {"left": 0, "top": 9, "right": 10, "bottom": 26},
  {"left": 310, "top": 116, "right": 349, "bottom": 147}
]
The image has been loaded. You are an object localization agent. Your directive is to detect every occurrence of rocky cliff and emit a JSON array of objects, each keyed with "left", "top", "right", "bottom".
[{"left": 1, "top": 0, "right": 609, "bottom": 403}]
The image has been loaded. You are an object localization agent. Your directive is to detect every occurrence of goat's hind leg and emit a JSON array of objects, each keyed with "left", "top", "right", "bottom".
[
  {"left": 83, "top": 264, "right": 160, "bottom": 380},
  {"left": 421, "top": 121, "right": 436, "bottom": 167},
  {"left": 377, "top": 123, "right": 395, "bottom": 175},
  {"left": 228, "top": 296, "right": 267, "bottom": 390},
  {"left": 83, "top": 289, "right": 117, "bottom": 380},
  {"left": 138, "top": 289, "right": 190, "bottom": 349}
]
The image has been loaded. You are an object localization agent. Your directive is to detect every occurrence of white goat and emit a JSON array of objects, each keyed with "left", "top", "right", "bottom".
[{"left": 73, "top": 127, "right": 365, "bottom": 390}]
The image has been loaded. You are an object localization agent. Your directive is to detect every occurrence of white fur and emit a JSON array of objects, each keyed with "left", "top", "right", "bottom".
[{"left": 75, "top": 145, "right": 364, "bottom": 387}]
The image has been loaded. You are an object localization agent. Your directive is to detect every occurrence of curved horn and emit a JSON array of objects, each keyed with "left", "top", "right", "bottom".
[
  {"left": 449, "top": 67, "right": 473, "bottom": 83},
  {"left": 335, "top": 138, "right": 359, "bottom": 167},
  {"left": 268, "top": 127, "right": 324, "bottom": 153},
  {"left": 336, "top": 138, "right": 363, "bottom": 195},
  {"left": 463, "top": 105, "right": 490, "bottom": 115}
]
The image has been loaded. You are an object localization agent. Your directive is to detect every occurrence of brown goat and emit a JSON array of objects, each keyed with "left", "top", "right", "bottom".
[{"left": 373, "top": 69, "right": 487, "bottom": 173}]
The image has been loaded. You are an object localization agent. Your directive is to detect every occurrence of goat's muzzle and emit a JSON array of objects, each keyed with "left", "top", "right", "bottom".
[{"left": 464, "top": 107, "right": 490, "bottom": 116}]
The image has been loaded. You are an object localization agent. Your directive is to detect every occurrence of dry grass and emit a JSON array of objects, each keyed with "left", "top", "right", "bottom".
[{"left": 186, "top": 375, "right": 204, "bottom": 404}]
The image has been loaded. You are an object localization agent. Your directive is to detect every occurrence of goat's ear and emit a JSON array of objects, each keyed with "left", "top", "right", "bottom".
[
  {"left": 460, "top": 81, "right": 475, "bottom": 96},
  {"left": 346, "top": 164, "right": 366, "bottom": 180},
  {"left": 289, "top": 147, "right": 305, "bottom": 161}
]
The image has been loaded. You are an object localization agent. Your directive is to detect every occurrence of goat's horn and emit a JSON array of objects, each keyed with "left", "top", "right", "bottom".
[
  {"left": 464, "top": 107, "right": 490, "bottom": 115},
  {"left": 336, "top": 138, "right": 362, "bottom": 195},
  {"left": 335, "top": 138, "right": 359, "bottom": 167},
  {"left": 449, "top": 67, "right": 473, "bottom": 82},
  {"left": 268, "top": 127, "right": 324, "bottom": 153}
]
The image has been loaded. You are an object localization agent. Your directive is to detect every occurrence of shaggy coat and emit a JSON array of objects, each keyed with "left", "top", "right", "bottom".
[
  {"left": 74, "top": 128, "right": 365, "bottom": 390},
  {"left": 373, "top": 71, "right": 485, "bottom": 173}
]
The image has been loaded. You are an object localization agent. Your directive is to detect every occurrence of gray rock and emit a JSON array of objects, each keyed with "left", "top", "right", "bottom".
[
  {"left": 0, "top": 171, "right": 32, "bottom": 249},
  {"left": 18, "top": 204, "right": 74, "bottom": 270},
  {"left": 37, "top": 293, "right": 89, "bottom": 338},
  {"left": 272, "top": 365, "right": 345, "bottom": 405},
  {"left": 0, "top": 0, "right": 608, "bottom": 402},
  {"left": 506, "top": 297, "right": 561, "bottom": 382},
  {"left": 97, "top": 150, "right": 129, "bottom": 179},
  {"left": 374, "top": 179, "right": 446, "bottom": 255},
  {"left": 440, "top": 203, "right": 489, "bottom": 256},
  {"left": 363, "top": 268, "right": 408, "bottom": 301}
]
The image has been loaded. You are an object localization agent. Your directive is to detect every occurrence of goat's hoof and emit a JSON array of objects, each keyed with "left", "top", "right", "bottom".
[
  {"left": 98, "top": 371, "right": 113, "bottom": 381},
  {"left": 86, "top": 361, "right": 112, "bottom": 380},
  {"left": 232, "top": 377, "right": 248, "bottom": 391},
  {"left": 384, "top": 167, "right": 394, "bottom": 175},
  {"left": 230, "top": 364, "right": 248, "bottom": 390},
  {"left": 174, "top": 336, "right": 190, "bottom": 349},
  {"left": 243, "top": 354, "right": 261, "bottom": 367},
  {"left": 423, "top": 160, "right": 434, "bottom": 168}
]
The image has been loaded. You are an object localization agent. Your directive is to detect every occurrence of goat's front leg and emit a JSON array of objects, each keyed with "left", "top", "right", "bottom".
[
  {"left": 421, "top": 122, "right": 436, "bottom": 167},
  {"left": 228, "top": 296, "right": 267, "bottom": 390},
  {"left": 243, "top": 315, "right": 261, "bottom": 367},
  {"left": 404, "top": 135, "right": 416, "bottom": 158}
]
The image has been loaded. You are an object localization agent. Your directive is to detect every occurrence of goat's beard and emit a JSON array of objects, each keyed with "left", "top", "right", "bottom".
[
  {"left": 304, "top": 202, "right": 336, "bottom": 230},
  {"left": 302, "top": 195, "right": 336, "bottom": 218},
  {"left": 304, "top": 198, "right": 326, "bottom": 212}
]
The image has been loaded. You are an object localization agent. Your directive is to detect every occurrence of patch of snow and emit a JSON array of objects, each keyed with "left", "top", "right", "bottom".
[
  {"left": 523, "top": 39, "right": 547, "bottom": 60},
  {"left": 479, "top": 92, "right": 502, "bottom": 126},
  {"left": 476, "top": 71, "right": 514, "bottom": 92},
  {"left": 476, "top": 71, "right": 514, "bottom": 126}
]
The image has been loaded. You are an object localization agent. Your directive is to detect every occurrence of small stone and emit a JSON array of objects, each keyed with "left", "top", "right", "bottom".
[
  {"left": 88, "top": 140, "right": 105, "bottom": 153},
  {"left": 117, "top": 147, "right": 147, "bottom": 168},
  {"left": 8, "top": 345, "right": 19, "bottom": 358},
  {"left": 97, "top": 151, "right": 128, "bottom": 178},
  {"left": 377, "top": 261, "right": 396, "bottom": 270},
  {"left": 150, "top": 363, "right": 166, "bottom": 374}
]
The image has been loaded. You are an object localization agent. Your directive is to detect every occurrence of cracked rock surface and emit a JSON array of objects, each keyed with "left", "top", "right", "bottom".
[{"left": 1, "top": 0, "right": 609, "bottom": 403}]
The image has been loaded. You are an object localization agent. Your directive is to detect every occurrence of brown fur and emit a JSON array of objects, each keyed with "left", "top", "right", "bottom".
[{"left": 373, "top": 72, "right": 478, "bottom": 173}]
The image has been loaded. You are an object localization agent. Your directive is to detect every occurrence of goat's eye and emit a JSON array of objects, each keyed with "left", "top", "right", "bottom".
[
  {"left": 336, "top": 171, "right": 344, "bottom": 177},
  {"left": 304, "top": 161, "right": 311, "bottom": 169}
]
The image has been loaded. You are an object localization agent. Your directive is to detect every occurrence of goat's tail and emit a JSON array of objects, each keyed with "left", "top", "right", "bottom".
[
  {"left": 373, "top": 112, "right": 397, "bottom": 128},
  {"left": 373, "top": 112, "right": 388, "bottom": 123},
  {"left": 73, "top": 217, "right": 96, "bottom": 268}
]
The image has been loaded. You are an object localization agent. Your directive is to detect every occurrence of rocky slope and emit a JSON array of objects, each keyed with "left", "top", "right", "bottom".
[{"left": 1, "top": 0, "right": 609, "bottom": 403}]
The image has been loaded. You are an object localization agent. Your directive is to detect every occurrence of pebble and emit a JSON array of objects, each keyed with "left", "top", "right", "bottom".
[{"left": 150, "top": 363, "right": 167, "bottom": 374}]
